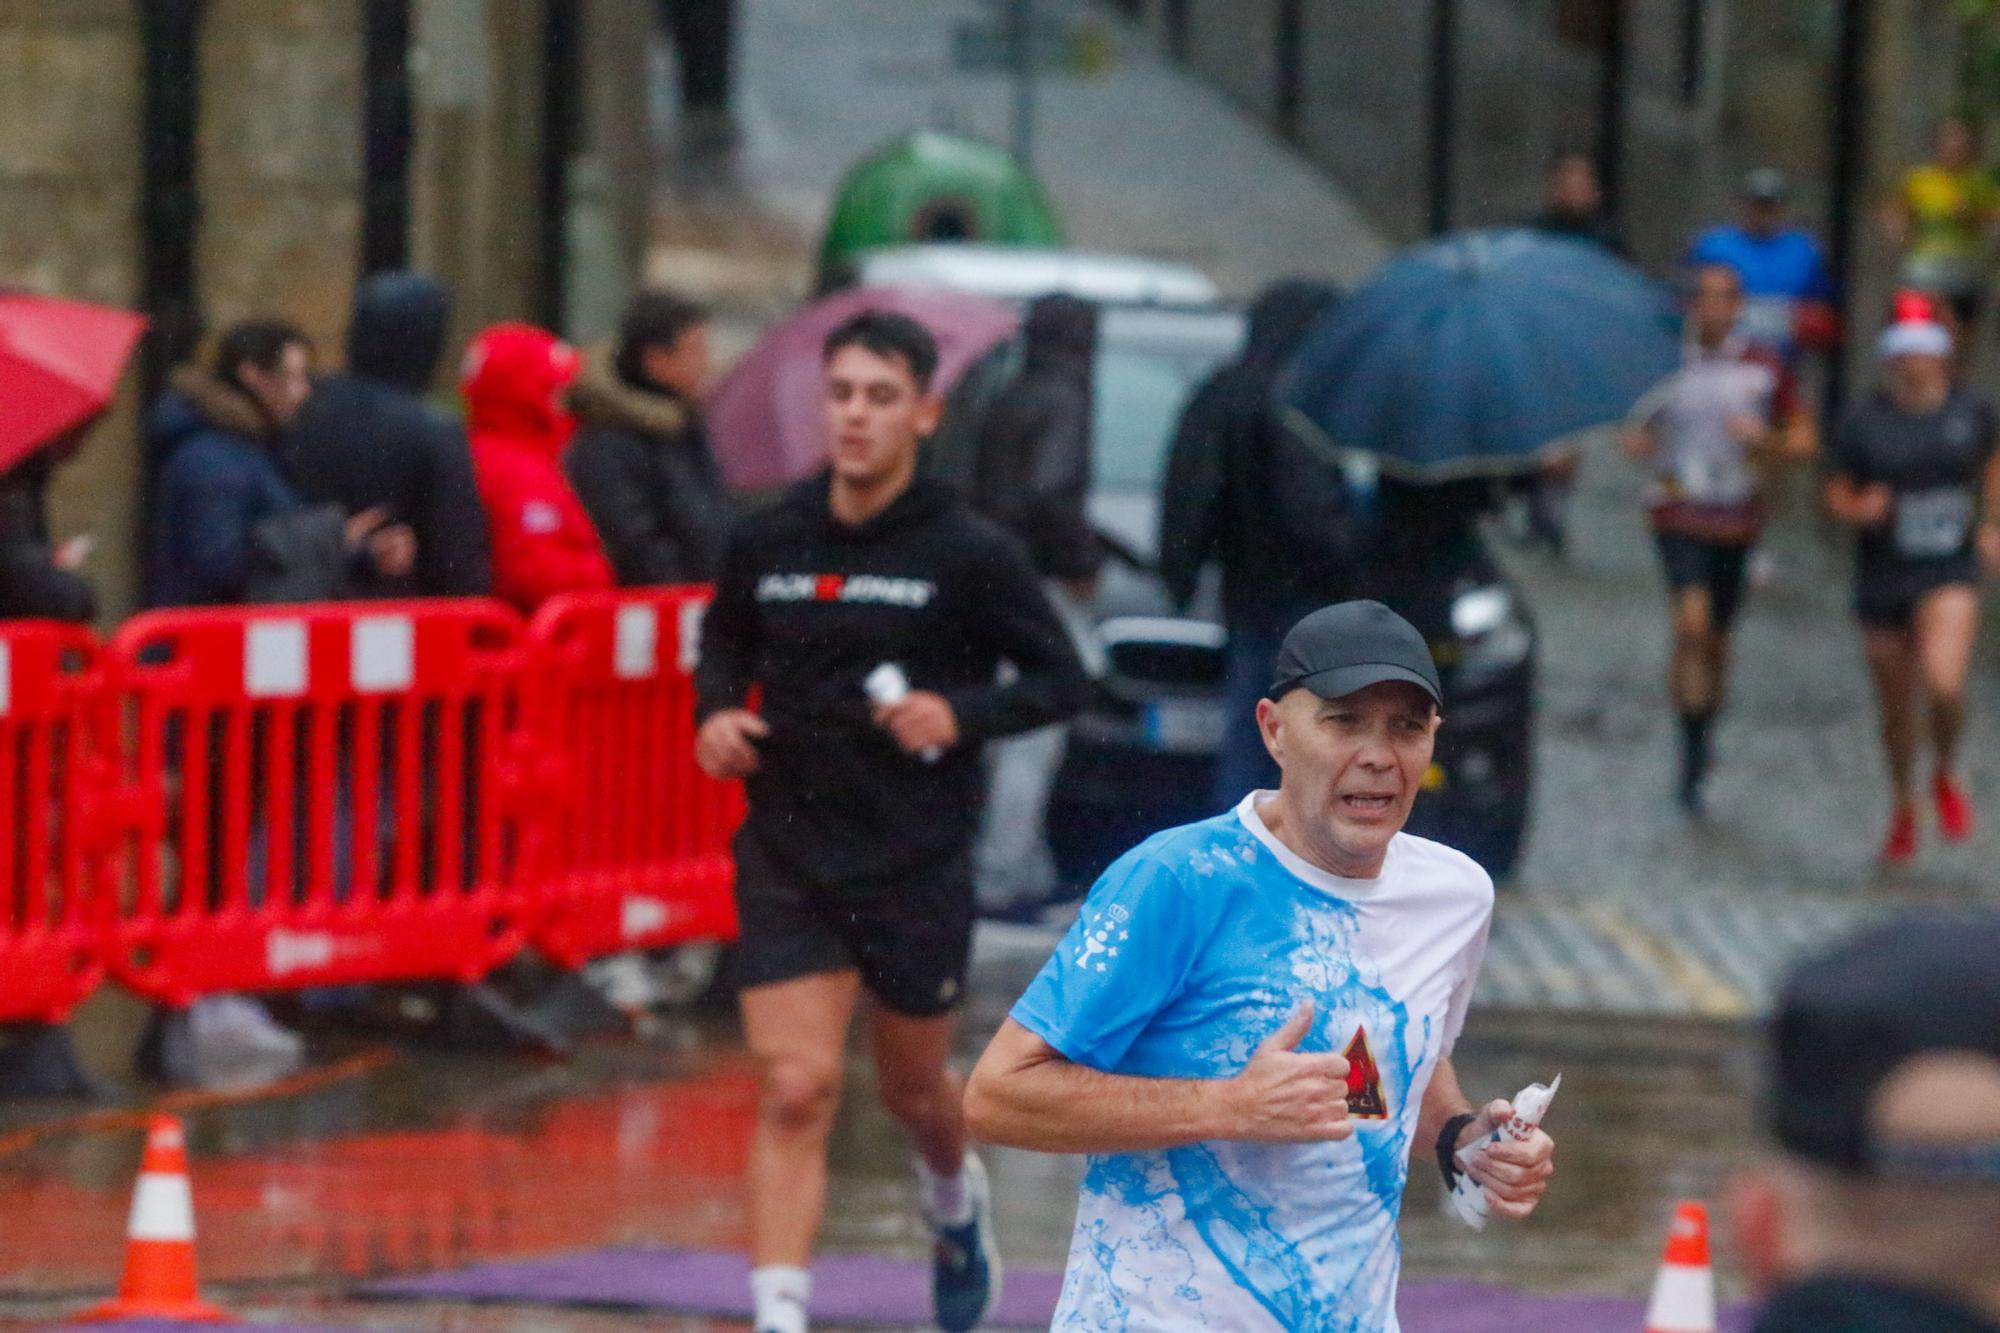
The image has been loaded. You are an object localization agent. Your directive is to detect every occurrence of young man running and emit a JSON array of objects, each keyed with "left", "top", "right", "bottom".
[
  {"left": 966, "top": 601, "right": 1555, "bottom": 1331},
  {"left": 694, "top": 311, "right": 1086, "bottom": 1333},
  {"left": 1624, "top": 261, "right": 1816, "bottom": 812},
  {"left": 1826, "top": 313, "right": 2000, "bottom": 864}
]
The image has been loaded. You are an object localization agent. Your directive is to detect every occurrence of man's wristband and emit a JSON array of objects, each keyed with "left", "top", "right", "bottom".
[{"left": 1436, "top": 1112, "right": 1480, "bottom": 1190}]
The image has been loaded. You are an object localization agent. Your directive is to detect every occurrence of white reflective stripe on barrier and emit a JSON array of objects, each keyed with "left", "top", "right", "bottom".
[
  {"left": 615, "top": 605, "right": 659, "bottom": 681},
  {"left": 244, "top": 620, "right": 308, "bottom": 698},
  {"left": 677, "top": 601, "right": 705, "bottom": 674},
  {"left": 127, "top": 1172, "right": 196, "bottom": 1242},
  {"left": 351, "top": 615, "right": 415, "bottom": 693},
  {"left": 0, "top": 640, "right": 11, "bottom": 718},
  {"left": 621, "top": 895, "right": 671, "bottom": 941}
]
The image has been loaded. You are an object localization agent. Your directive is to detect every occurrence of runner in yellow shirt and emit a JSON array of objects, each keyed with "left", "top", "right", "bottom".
[{"left": 1885, "top": 115, "right": 2000, "bottom": 349}]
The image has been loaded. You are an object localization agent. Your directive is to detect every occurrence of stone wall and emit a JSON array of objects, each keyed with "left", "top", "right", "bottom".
[{"left": 198, "top": 0, "right": 364, "bottom": 353}]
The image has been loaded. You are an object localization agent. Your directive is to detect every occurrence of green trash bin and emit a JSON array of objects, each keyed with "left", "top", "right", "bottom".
[{"left": 818, "top": 130, "right": 1064, "bottom": 290}]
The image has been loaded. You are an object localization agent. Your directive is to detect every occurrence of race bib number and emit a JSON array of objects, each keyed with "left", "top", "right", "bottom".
[{"left": 1894, "top": 487, "right": 1975, "bottom": 558}]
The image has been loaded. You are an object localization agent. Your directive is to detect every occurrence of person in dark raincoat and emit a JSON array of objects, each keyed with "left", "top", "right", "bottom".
[
  {"left": 1157, "top": 278, "right": 1348, "bottom": 806},
  {"left": 0, "top": 430, "right": 96, "bottom": 623},
  {"left": 965, "top": 294, "right": 1101, "bottom": 915},
  {"left": 286, "top": 271, "right": 491, "bottom": 597},
  {"left": 566, "top": 291, "right": 730, "bottom": 586}
]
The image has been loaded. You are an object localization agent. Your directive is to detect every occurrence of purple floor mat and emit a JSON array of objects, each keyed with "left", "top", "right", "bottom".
[{"left": 363, "top": 1245, "right": 1755, "bottom": 1331}]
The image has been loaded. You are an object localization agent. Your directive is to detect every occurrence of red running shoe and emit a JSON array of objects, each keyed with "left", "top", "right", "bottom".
[
  {"left": 1934, "top": 774, "right": 1975, "bottom": 843},
  {"left": 1881, "top": 804, "right": 1919, "bottom": 865}
]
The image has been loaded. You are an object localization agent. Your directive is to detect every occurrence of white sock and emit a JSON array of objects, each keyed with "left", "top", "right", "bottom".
[
  {"left": 916, "top": 1153, "right": 974, "bottom": 1228},
  {"left": 750, "top": 1264, "right": 810, "bottom": 1333}
]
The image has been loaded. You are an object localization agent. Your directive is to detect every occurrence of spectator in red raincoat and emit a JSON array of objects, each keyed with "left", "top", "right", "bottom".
[{"left": 462, "top": 323, "right": 613, "bottom": 612}]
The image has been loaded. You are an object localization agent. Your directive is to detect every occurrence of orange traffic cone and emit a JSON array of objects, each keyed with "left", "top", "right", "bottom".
[
  {"left": 77, "top": 1114, "right": 232, "bottom": 1322},
  {"left": 1642, "top": 1200, "right": 1716, "bottom": 1333}
]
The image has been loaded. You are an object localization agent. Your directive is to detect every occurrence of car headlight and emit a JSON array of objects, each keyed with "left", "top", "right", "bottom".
[{"left": 1451, "top": 586, "right": 1532, "bottom": 674}]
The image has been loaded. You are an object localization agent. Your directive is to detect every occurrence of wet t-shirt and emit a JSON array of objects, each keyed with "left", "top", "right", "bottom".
[
  {"left": 1831, "top": 390, "right": 1996, "bottom": 596},
  {"left": 1012, "top": 793, "right": 1493, "bottom": 1332},
  {"left": 1639, "top": 334, "right": 1795, "bottom": 544}
]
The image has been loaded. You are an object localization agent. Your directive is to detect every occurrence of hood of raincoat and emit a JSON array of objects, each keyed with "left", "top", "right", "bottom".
[
  {"left": 346, "top": 270, "right": 452, "bottom": 391},
  {"left": 462, "top": 323, "right": 580, "bottom": 454}
]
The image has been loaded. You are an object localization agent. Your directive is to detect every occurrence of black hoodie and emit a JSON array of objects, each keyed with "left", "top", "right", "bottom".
[
  {"left": 696, "top": 474, "right": 1087, "bottom": 885},
  {"left": 1158, "top": 279, "right": 1348, "bottom": 628},
  {"left": 285, "top": 272, "right": 491, "bottom": 597},
  {"left": 969, "top": 294, "right": 1101, "bottom": 581}
]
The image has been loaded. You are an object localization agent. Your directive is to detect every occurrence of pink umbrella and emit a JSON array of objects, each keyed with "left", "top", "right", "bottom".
[{"left": 707, "top": 285, "right": 1018, "bottom": 490}]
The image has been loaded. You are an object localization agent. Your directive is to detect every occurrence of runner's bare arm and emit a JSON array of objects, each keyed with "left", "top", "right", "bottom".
[
  {"left": 1979, "top": 446, "right": 2000, "bottom": 575},
  {"left": 1422, "top": 1056, "right": 1558, "bottom": 1221},
  {"left": 964, "top": 1010, "right": 1352, "bottom": 1153},
  {"left": 1824, "top": 472, "right": 1891, "bottom": 527}
]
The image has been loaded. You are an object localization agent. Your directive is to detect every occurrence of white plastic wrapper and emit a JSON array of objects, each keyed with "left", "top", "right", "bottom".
[
  {"left": 1447, "top": 1074, "right": 1561, "bottom": 1230},
  {"left": 863, "top": 662, "right": 941, "bottom": 762}
]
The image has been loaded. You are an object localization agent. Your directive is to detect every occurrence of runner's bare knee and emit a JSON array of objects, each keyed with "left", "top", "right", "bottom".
[{"left": 760, "top": 1054, "right": 843, "bottom": 1134}]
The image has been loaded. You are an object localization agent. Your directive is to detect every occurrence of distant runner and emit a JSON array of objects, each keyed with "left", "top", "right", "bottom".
[
  {"left": 1624, "top": 261, "right": 1816, "bottom": 812},
  {"left": 965, "top": 601, "right": 1555, "bottom": 1332},
  {"left": 694, "top": 311, "right": 1086, "bottom": 1333},
  {"left": 1826, "top": 313, "right": 2000, "bottom": 864}
]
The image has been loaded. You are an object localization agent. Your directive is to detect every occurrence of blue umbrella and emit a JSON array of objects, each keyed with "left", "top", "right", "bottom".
[{"left": 1279, "top": 228, "right": 1681, "bottom": 480}]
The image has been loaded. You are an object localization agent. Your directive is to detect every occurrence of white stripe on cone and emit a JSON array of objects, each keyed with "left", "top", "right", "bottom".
[
  {"left": 127, "top": 1173, "right": 195, "bottom": 1242},
  {"left": 1644, "top": 1263, "right": 1716, "bottom": 1333}
]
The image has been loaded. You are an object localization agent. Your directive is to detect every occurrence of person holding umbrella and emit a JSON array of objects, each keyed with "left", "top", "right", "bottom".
[
  {"left": 1623, "top": 262, "right": 1816, "bottom": 814},
  {"left": 0, "top": 292, "right": 148, "bottom": 624},
  {"left": 0, "top": 292, "right": 142, "bottom": 1098}
]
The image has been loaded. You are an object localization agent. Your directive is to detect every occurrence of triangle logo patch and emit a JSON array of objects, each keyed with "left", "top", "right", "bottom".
[{"left": 1343, "top": 1024, "right": 1388, "bottom": 1120}]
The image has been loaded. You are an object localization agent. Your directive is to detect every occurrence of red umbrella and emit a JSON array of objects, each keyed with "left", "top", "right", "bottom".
[
  {"left": 707, "top": 285, "right": 1018, "bottom": 490},
  {"left": 0, "top": 293, "right": 148, "bottom": 472}
]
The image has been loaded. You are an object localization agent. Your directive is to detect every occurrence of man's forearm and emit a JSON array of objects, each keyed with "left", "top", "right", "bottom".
[
  {"left": 965, "top": 1050, "right": 1230, "bottom": 1154},
  {"left": 1416, "top": 1055, "right": 1478, "bottom": 1165}
]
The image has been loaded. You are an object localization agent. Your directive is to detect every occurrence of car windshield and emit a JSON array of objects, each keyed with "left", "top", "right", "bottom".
[{"left": 1092, "top": 306, "right": 1244, "bottom": 491}]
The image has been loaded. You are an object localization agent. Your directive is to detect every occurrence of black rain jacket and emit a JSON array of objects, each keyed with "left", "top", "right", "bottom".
[
  {"left": 0, "top": 455, "right": 95, "bottom": 622},
  {"left": 970, "top": 294, "right": 1102, "bottom": 581},
  {"left": 1158, "top": 279, "right": 1349, "bottom": 628},
  {"left": 285, "top": 272, "right": 491, "bottom": 597},
  {"left": 565, "top": 345, "right": 730, "bottom": 586}
]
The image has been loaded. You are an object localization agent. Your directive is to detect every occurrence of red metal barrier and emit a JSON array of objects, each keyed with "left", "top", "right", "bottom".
[
  {"left": 105, "top": 600, "right": 535, "bottom": 1005},
  {"left": 525, "top": 588, "right": 741, "bottom": 969},
  {"left": 0, "top": 621, "right": 116, "bottom": 1024}
]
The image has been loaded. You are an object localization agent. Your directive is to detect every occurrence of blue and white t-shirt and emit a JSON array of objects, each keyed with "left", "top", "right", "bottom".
[{"left": 1012, "top": 793, "right": 1494, "bottom": 1332}]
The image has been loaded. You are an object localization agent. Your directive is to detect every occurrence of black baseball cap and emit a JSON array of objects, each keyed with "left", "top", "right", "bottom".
[
  {"left": 1771, "top": 913, "right": 2000, "bottom": 1178},
  {"left": 1267, "top": 601, "right": 1442, "bottom": 707}
]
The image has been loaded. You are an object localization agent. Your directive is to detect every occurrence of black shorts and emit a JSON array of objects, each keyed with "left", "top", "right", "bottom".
[
  {"left": 729, "top": 827, "right": 973, "bottom": 1017},
  {"left": 1854, "top": 566, "right": 1979, "bottom": 631},
  {"left": 1655, "top": 532, "right": 1753, "bottom": 630}
]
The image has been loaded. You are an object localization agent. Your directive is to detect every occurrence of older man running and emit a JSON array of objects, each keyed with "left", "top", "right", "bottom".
[{"left": 965, "top": 600, "right": 1555, "bottom": 1331}]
